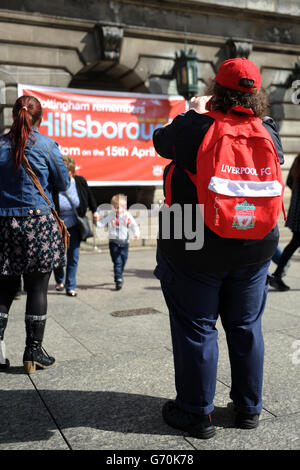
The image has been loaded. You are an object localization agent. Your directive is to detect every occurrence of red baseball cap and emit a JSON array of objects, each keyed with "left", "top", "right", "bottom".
[{"left": 215, "top": 58, "right": 261, "bottom": 93}]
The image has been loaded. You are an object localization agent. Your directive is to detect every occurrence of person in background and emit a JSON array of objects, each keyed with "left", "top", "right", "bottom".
[
  {"left": 270, "top": 153, "right": 300, "bottom": 290},
  {"left": 97, "top": 194, "right": 140, "bottom": 290},
  {"left": 0, "top": 95, "right": 70, "bottom": 373},
  {"left": 53, "top": 155, "right": 99, "bottom": 297},
  {"left": 271, "top": 245, "right": 289, "bottom": 278}
]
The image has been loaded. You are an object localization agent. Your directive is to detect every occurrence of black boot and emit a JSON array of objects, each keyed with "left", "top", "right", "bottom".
[
  {"left": 269, "top": 274, "right": 290, "bottom": 291},
  {"left": 23, "top": 315, "right": 55, "bottom": 374},
  {"left": 0, "top": 313, "right": 10, "bottom": 370}
]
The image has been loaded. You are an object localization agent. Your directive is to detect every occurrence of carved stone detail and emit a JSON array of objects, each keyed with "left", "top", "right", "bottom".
[
  {"left": 94, "top": 24, "right": 123, "bottom": 62},
  {"left": 267, "top": 27, "right": 293, "bottom": 44},
  {"left": 225, "top": 39, "right": 253, "bottom": 59}
]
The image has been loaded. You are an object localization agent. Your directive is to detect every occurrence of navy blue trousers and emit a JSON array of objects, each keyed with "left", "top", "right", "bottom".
[
  {"left": 109, "top": 241, "right": 129, "bottom": 282},
  {"left": 154, "top": 248, "right": 270, "bottom": 416}
]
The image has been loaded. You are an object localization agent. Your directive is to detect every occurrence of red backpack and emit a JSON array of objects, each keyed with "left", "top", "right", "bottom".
[{"left": 186, "top": 110, "right": 285, "bottom": 239}]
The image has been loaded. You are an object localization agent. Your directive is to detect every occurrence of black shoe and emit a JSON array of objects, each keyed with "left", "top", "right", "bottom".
[
  {"left": 162, "top": 400, "right": 216, "bottom": 439},
  {"left": 115, "top": 281, "right": 123, "bottom": 290},
  {"left": 235, "top": 411, "right": 260, "bottom": 429},
  {"left": 269, "top": 276, "right": 290, "bottom": 291}
]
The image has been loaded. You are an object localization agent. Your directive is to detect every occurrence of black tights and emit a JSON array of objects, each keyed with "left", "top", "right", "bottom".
[
  {"left": 0, "top": 271, "right": 51, "bottom": 317},
  {"left": 274, "top": 232, "right": 300, "bottom": 277}
]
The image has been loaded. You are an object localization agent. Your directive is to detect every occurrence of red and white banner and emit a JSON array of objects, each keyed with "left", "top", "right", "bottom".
[{"left": 18, "top": 84, "right": 186, "bottom": 185}]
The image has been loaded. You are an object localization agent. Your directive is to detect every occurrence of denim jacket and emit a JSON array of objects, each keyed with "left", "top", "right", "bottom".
[{"left": 0, "top": 129, "right": 70, "bottom": 216}]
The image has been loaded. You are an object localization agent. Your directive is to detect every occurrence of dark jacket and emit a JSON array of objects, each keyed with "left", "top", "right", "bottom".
[
  {"left": 286, "top": 156, "right": 300, "bottom": 232},
  {"left": 53, "top": 175, "right": 97, "bottom": 217},
  {"left": 153, "top": 110, "right": 284, "bottom": 272}
]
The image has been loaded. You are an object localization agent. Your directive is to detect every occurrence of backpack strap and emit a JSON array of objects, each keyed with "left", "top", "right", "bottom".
[
  {"left": 164, "top": 162, "right": 176, "bottom": 207},
  {"left": 184, "top": 168, "right": 197, "bottom": 186},
  {"left": 282, "top": 201, "right": 287, "bottom": 221},
  {"left": 22, "top": 156, "right": 70, "bottom": 249}
]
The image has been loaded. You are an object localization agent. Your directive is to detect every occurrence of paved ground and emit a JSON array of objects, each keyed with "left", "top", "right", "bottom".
[{"left": 0, "top": 242, "right": 299, "bottom": 451}]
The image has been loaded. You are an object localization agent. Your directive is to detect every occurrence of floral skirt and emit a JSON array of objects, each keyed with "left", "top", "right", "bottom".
[{"left": 0, "top": 214, "right": 66, "bottom": 276}]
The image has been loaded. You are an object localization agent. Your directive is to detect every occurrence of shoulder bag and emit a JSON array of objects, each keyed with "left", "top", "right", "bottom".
[
  {"left": 22, "top": 156, "right": 70, "bottom": 249},
  {"left": 63, "top": 191, "right": 93, "bottom": 242}
]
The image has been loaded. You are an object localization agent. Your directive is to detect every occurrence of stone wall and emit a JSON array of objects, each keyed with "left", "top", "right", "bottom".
[{"left": 0, "top": 1, "right": 299, "bottom": 206}]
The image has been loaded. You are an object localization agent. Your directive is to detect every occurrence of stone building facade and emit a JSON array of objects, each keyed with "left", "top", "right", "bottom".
[{"left": 0, "top": 0, "right": 299, "bottom": 205}]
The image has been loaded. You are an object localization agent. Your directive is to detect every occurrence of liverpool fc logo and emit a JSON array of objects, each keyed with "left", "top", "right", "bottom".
[{"left": 232, "top": 201, "right": 256, "bottom": 230}]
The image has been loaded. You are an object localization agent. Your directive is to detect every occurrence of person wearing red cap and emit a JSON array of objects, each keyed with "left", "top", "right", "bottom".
[
  {"left": 153, "top": 58, "right": 284, "bottom": 439},
  {"left": 215, "top": 57, "right": 261, "bottom": 93}
]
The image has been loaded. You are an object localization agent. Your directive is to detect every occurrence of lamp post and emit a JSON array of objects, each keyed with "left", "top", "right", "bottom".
[{"left": 174, "top": 48, "right": 198, "bottom": 100}]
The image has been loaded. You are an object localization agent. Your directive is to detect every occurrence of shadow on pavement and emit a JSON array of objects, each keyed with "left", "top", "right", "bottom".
[
  {"left": 125, "top": 269, "right": 156, "bottom": 279},
  {"left": 47, "top": 283, "right": 115, "bottom": 292},
  {"left": 0, "top": 388, "right": 235, "bottom": 444}
]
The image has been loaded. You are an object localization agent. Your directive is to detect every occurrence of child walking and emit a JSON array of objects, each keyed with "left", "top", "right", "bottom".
[{"left": 97, "top": 194, "right": 140, "bottom": 290}]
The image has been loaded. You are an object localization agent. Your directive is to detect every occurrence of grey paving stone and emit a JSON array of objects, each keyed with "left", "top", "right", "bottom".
[
  {"left": 262, "top": 330, "right": 300, "bottom": 416},
  {"left": 0, "top": 375, "right": 68, "bottom": 450},
  {"left": 187, "top": 412, "right": 300, "bottom": 450},
  {"left": 0, "top": 249, "right": 299, "bottom": 450}
]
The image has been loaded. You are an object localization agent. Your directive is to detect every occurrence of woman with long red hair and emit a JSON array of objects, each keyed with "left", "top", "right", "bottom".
[
  {"left": 270, "top": 153, "right": 300, "bottom": 290},
  {"left": 0, "top": 95, "right": 69, "bottom": 372}
]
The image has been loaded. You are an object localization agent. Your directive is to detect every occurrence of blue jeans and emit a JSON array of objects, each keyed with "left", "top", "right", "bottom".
[
  {"left": 271, "top": 245, "right": 289, "bottom": 274},
  {"left": 154, "top": 248, "right": 270, "bottom": 416},
  {"left": 272, "top": 245, "right": 282, "bottom": 264},
  {"left": 54, "top": 225, "right": 80, "bottom": 291},
  {"left": 109, "top": 241, "right": 129, "bottom": 282}
]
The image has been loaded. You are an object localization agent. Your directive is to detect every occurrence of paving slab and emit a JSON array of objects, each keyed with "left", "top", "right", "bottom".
[
  {"left": 262, "top": 330, "right": 300, "bottom": 417},
  {"left": 187, "top": 412, "right": 300, "bottom": 450},
  {"left": 25, "top": 353, "right": 192, "bottom": 450},
  {"left": 0, "top": 248, "right": 299, "bottom": 450},
  {"left": 0, "top": 375, "right": 68, "bottom": 450}
]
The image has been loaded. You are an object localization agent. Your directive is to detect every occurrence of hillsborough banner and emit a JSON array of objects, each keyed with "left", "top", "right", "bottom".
[{"left": 18, "top": 84, "right": 186, "bottom": 185}]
